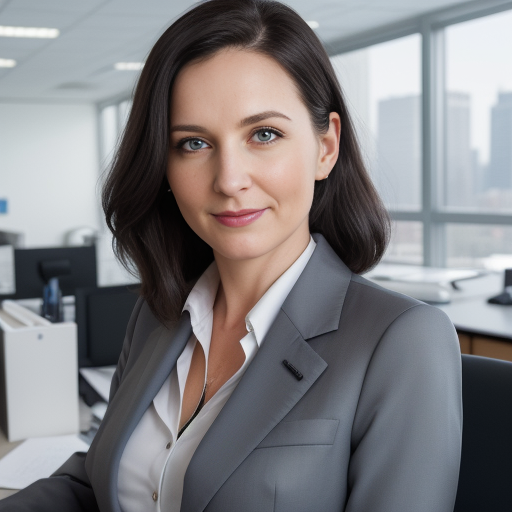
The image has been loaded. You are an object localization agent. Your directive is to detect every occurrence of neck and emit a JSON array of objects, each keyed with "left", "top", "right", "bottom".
[{"left": 212, "top": 226, "right": 311, "bottom": 330}]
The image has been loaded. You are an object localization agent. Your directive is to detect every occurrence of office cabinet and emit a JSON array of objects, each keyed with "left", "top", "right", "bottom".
[{"left": 457, "top": 332, "right": 512, "bottom": 363}]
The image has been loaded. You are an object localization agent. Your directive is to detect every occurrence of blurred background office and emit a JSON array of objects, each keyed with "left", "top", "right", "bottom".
[
  {"left": 2, "top": 0, "right": 512, "bottom": 274},
  {"left": 1, "top": 0, "right": 512, "bottom": 324}
]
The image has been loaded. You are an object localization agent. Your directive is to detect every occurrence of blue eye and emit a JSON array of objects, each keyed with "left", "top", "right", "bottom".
[
  {"left": 183, "top": 139, "right": 208, "bottom": 151},
  {"left": 253, "top": 129, "right": 277, "bottom": 143}
]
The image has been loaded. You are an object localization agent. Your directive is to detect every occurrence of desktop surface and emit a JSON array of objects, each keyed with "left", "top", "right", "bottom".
[
  {"left": 368, "top": 264, "right": 512, "bottom": 341},
  {"left": 436, "top": 272, "right": 512, "bottom": 340}
]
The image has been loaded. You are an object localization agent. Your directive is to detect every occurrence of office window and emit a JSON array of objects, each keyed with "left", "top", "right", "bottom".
[
  {"left": 444, "top": 10, "right": 512, "bottom": 213},
  {"left": 384, "top": 221, "right": 423, "bottom": 265},
  {"left": 100, "top": 105, "right": 118, "bottom": 170},
  {"left": 446, "top": 224, "right": 512, "bottom": 268},
  {"left": 118, "top": 100, "right": 132, "bottom": 136},
  {"left": 331, "top": 34, "right": 422, "bottom": 212},
  {"left": 99, "top": 99, "right": 132, "bottom": 171}
]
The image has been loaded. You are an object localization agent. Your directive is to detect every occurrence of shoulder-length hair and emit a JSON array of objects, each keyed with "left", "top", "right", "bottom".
[{"left": 102, "top": 0, "right": 390, "bottom": 324}]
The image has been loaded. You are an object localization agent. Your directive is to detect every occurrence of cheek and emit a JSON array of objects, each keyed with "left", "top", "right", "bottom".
[
  {"left": 167, "top": 166, "right": 203, "bottom": 218},
  {"left": 264, "top": 147, "right": 317, "bottom": 209}
]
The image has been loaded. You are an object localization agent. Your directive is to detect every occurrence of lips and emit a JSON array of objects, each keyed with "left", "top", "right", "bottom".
[{"left": 212, "top": 208, "right": 268, "bottom": 227}]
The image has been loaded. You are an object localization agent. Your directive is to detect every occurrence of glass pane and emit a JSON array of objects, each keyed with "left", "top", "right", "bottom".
[
  {"left": 445, "top": 10, "right": 512, "bottom": 212},
  {"left": 100, "top": 105, "right": 118, "bottom": 170},
  {"left": 118, "top": 100, "right": 132, "bottom": 135},
  {"left": 331, "top": 34, "right": 422, "bottom": 211},
  {"left": 383, "top": 221, "right": 423, "bottom": 265},
  {"left": 446, "top": 224, "right": 512, "bottom": 268}
]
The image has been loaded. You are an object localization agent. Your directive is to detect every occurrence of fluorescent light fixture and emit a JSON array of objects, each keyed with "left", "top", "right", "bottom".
[
  {"left": 306, "top": 20, "right": 319, "bottom": 29},
  {"left": 0, "top": 58, "right": 16, "bottom": 68},
  {"left": 0, "top": 26, "right": 59, "bottom": 38},
  {"left": 114, "top": 62, "right": 145, "bottom": 71}
]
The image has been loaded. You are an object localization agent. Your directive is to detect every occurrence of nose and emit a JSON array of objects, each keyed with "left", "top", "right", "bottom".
[{"left": 212, "top": 144, "right": 252, "bottom": 196}]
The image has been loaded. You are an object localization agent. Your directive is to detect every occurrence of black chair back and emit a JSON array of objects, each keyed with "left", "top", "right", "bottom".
[{"left": 454, "top": 354, "right": 512, "bottom": 512}]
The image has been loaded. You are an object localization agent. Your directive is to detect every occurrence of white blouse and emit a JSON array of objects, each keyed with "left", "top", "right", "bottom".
[{"left": 117, "top": 235, "right": 316, "bottom": 512}]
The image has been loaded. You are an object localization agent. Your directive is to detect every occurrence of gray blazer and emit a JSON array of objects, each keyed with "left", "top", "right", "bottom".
[{"left": 0, "top": 232, "right": 462, "bottom": 512}]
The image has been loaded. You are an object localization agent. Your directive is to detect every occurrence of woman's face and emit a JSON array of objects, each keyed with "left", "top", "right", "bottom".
[{"left": 167, "top": 48, "right": 340, "bottom": 263}]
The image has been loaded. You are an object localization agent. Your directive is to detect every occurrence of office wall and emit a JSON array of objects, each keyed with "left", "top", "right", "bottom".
[{"left": 0, "top": 102, "right": 101, "bottom": 247}]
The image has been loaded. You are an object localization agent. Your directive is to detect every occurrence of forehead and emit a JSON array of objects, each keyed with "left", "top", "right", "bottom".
[{"left": 170, "top": 48, "right": 306, "bottom": 125}]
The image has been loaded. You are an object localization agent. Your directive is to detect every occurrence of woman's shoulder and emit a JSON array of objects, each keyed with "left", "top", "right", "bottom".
[
  {"left": 347, "top": 271, "right": 429, "bottom": 319},
  {"left": 349, "top": 272, "right": 424, "bottom": 307},
  {"left": 342, "top": 271, "right": 457, "bottom": 352}
]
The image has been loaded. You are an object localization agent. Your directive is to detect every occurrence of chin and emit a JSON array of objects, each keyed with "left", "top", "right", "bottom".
[{"left": 210, "top": 232, "right": 274, "bottom": 261}]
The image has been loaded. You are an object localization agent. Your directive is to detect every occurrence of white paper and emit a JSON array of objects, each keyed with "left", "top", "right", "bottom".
[
  {"left": 79, "top": 366, "right": 116, "bottom": 402},
  {"left": 0, "top": 435, "right": 89, "bottom": 489},
  {"left": 91, "top": 401, "right": 108, "bottom": 421}
]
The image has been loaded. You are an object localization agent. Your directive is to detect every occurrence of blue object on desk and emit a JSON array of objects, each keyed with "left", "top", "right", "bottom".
[
  {"left": 41, "top": 277, "right": 63, "bottom": 322},
  {"left": 0, "top": 199, "right": 7, "bottom": 214}
]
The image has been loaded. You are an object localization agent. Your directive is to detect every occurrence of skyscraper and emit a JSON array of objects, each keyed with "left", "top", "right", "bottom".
[
  {"left": 488, "top": 92, "right": 512, "bottom": 190},
  {"left": 445, "top": 92, "right": 472, "bottom": 208}
]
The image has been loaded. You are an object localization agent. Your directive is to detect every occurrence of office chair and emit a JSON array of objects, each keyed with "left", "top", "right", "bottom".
[{"left": 453, "top": 354, "right": 512, "bottom": 512}]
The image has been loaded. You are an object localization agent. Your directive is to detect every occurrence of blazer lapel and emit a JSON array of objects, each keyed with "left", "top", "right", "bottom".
[
  {"left": 87, "top": 311, "right": 193, "bottom": 512},
  {"left": 181, "top": 312, "right": 326, "bottom": 512},
  {"left": 181, "top": 232, "right": 352, "bottom": 512}
]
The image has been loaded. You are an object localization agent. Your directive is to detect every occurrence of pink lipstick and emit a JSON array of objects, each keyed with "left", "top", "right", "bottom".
[{"left": 212, "top": 208, "right": 267, "bottom": 227}]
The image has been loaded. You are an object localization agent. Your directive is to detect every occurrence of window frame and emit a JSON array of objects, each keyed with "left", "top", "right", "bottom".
[{"left": 327, "top": 0, "right": 512, "bottom": 267}]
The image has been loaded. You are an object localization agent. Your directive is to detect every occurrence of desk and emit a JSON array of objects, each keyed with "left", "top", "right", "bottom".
[
  {"left": 0, "top": 398, "right": 93, "bottom": 500},
  {"left": 437, "top": 274, "right": 512, "bottom": 360},
  {"left": 434, "top": 272, "right": 511, "bottom": 338},
  {"left": 368, "top": 266, "right": 512, "bottom": 359},
  {"left": 0, "top": 430, "right": 21, "bottom": 499}
]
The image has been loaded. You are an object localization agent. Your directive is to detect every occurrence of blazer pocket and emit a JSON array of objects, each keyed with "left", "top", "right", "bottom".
[{"left": 256, "top": 419, "right": 339, "bottom": 449}]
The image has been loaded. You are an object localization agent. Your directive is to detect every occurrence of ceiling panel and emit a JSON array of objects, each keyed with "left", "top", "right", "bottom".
[
  {"left": 0, "top": 0, "right": 478, "bottom": 103},
  {"left": 360, "top": 0, "right": 459, "bottom": 7},
  {"left": 0, "top": 10, "right": 81, "bottom": 28},
  {"left": 99, "top": 0, "right": 192, "bottom": 16},
  {"left": 0, "top": 0, "right": 107, "bottom": 13}
]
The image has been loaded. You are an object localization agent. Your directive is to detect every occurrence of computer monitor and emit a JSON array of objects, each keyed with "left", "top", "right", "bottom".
[
  {"left": 12, "top": 245, "right": 97, "bottom": 299},
  {"left": 75, "top": 285, "right": 140, "bottom": 367}
]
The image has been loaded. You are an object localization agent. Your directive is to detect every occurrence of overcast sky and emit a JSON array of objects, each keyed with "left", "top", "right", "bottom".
[{"left": 363, "top": 9, "right": 512, "bottom": 166}]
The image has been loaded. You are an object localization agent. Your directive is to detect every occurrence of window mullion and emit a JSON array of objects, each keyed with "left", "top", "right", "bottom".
[{"left": 422, "top": 21, "right": 446, "bottom": 267}]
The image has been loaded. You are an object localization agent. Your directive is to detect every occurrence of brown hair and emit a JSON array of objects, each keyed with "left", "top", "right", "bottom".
[{"left": 102, "top": 0, "right": 390, "bottom": 323}]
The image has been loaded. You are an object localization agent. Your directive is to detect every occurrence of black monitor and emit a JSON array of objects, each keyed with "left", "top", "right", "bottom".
[
  {"left": 12, "top": 246, "right": 97, "bottom": 299},
  {"left": 75, "top": 285, "right": 140, "bottom": 367}
]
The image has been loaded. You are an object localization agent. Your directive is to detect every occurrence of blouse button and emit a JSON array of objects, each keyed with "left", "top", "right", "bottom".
[
  {"left": 152, "top": 491, "right": 158, "bottom": 502},
  {"left": 166, "top": 441, "right": 172, "bottom": 449}
]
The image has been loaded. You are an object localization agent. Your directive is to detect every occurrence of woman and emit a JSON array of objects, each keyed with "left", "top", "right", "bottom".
[{"left": 1, "top": 0, "right": 462, "bottom": 511}]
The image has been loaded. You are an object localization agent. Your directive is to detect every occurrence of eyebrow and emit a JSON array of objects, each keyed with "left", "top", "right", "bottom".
[{"left": 169, "top": 110, "right": 292, "bottom": 134}]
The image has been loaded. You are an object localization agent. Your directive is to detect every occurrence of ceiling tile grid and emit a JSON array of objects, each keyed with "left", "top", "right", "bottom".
[{"left": 0, "top": 0, "right": 476, "bottom": 102}]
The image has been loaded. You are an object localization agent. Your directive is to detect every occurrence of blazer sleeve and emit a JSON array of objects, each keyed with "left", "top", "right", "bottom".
[
  {"left": 345, "top": 304, "right": 463, "bottom": 512},
  {"left": 0, "top": 297, "right": 145, "bottom": 511}
]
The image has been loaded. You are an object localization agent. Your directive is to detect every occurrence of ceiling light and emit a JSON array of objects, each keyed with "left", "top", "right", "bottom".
[
  {"left": 0, "top": 58, "right": 16, "bottom": 68},
  {"left": 306, "top": 21, "right": 320, "bottom": 29},
  {"left": 0, "top": 26, "right": 59, "bottom": 38},
  {"left": 114, "top": 62, "right": 144, "bottom": 71}
]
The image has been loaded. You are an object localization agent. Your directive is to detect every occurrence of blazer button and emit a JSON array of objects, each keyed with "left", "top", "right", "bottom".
[
  {"left": 152, "top": 491, "right": 158, "bottom": 502},
  {"left": 166, "top": 441, "right": 172, "bottom": 449}
]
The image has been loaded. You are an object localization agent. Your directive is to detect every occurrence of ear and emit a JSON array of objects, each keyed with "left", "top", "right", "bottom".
[{"left": 315, "top": 112, "right": 341, "bottom": 181}]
